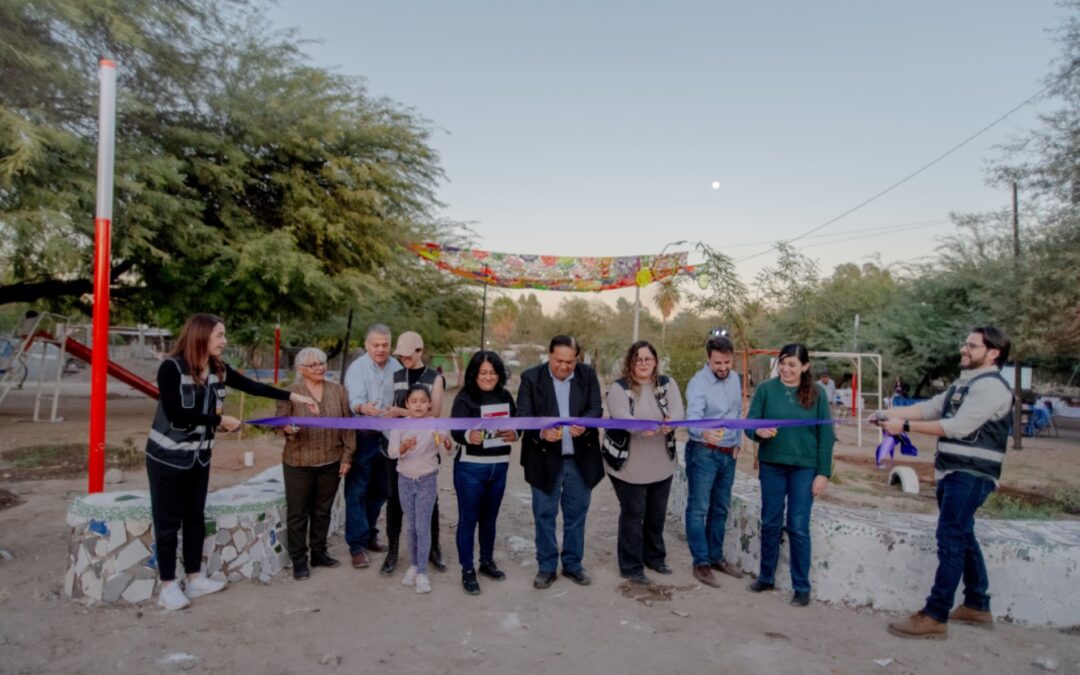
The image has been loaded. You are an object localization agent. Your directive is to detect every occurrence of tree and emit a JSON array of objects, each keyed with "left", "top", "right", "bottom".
[
  {"left": 691, "top": 242, "right": 752, "bottom": 345},
  {"left": 513, "top": 293, "right": 547, "bottom": 345},
  {"left": 489, "top": 296, "right": 519, "bottom": 345},
  {"left": 0, "top": 1, "right": 460, "bottom": 334},
  {"left": 653, "top": 280, "right": 681, "bottom": 351}
]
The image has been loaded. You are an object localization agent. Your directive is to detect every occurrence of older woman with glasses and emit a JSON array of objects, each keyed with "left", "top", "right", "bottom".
[
  {"left": 605, "top": 340, "right": 685, "bottom": 585},
  {"left": 277, "top": 347, "right": 355, "bottom": 580}
]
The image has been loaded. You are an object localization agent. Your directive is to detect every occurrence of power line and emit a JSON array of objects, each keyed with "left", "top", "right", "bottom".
[
  {"left": 722, "top": 218, "right": 949, "bottom": 249},
  {"left": 735, "top": 69, "right": 1073, "bottom": 264}
]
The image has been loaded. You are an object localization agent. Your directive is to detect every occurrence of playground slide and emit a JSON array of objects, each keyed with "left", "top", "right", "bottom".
[{"left": 63, "top": 337, "right": 160, "bottom": 399}]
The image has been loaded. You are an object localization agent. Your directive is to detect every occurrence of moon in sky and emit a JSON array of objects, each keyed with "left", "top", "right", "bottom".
[{"left": 710, "top": 180, "right": 720, "bottom": 190}]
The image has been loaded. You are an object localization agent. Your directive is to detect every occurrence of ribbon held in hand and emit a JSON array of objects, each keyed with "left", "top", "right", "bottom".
[
  {"left": 875, "top": 431, "right": 918, "bottom": 468},
  {"left": 246, "top": 415, "right": 838, "bottom": 433}
]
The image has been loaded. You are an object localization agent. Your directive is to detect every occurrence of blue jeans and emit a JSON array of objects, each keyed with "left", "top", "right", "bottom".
[
  {"left": 344, "top": 434, "right": 388, "bottom": 555},
  {"left": 758, "top": 462, "right": 815, "bottom": 593},
  {"left": 922, "top": 471, "right": 996, "bottom": 622},
  {"left": 399, "top": 472, "right": 438, "bottom": 574},
  {"left": 454, "top": 460, "right": 509, "bottom": 572},
  {"left": 684, "top": 440, "right": 737, "bottom": 567},
  {"left": 532, "top": 457, "right": 592, "bottom": 573}
]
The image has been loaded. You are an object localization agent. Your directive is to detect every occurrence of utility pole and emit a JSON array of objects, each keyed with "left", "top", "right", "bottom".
[
  {"left": 479, "top": 282, "right": 488, "bottom": 350},
  {"left": 1012, "top": 181, "right": 1023, "bottom": 450}
]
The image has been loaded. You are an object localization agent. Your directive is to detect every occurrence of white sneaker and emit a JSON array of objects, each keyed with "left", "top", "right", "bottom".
[
  {"left": 184, "top": 574, "right": 227, "bottom": 599},
  {"left": 158, "top": 582, "right": 191, "bottom": 610},
  {"left": 415, "top": 573, "right": 431, "bottom": 594},
  {"left": 401, "top": 565, "right": 418, "bottom": 586}
]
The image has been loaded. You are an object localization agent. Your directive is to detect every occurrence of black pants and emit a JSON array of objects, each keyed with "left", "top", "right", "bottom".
[
  {"left": 283, "top": 462, "right": 341, "bottom": 563},
  {"left": 146, "top": 457, "right": 211, "bottom": 582},
  {"left": 609, "top": 474, "right": 672, "bottom": 576},
  {"left": 385, "top": 456, "right": 440, "bottom": 552}
]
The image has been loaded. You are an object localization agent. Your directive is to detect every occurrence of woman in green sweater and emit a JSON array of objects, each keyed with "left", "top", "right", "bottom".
[{"left": 744, "top": 343, "right": 834, "bottom": 607}]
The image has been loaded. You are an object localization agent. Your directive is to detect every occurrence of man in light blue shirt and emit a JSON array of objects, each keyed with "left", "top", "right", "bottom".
[
  {"left": 342, "top": 324, "right": 402, "bottom": 569},
  {"left": 684, "top": 335, "right": 744, "bottom": 588}
]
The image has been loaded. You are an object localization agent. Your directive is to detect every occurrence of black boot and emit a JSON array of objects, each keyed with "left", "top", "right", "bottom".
[
  {"left": 380, "top": 539, "right": 399, "bottom": 576},
  {"left": 429, "top": 540, "right": 447, "bottom": 572}
]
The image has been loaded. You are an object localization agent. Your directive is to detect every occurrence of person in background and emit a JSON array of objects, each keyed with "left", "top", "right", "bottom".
[{"left": 819, "top": 371, "right": 837, "bottom": 406}]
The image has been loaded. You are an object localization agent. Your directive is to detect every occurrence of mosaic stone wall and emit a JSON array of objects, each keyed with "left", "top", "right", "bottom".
[
  {"left": 64, "top": 466, "right": 344, "bottom": 605},
  {"left": 669, "top": 447, "right": 1080, "bottom": 627}
]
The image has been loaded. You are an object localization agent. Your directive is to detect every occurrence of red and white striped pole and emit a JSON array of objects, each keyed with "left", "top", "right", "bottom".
[{"left": 88, "top": 59, "right": 117, "bottom": 494}]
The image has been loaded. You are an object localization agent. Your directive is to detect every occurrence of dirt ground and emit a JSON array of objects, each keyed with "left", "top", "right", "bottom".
[{"left": 1, "top": 385, "right": 1079, "bottom": 674}]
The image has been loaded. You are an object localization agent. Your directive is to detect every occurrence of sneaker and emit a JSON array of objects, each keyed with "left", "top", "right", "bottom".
[
  {"left": 415, "top": 573, "right": 431, "bottom": 594},
  {"left": 711, "top": 559, "right": 744, "bottom": 579},
  {"left": 184, "top": 574, "right": 226, "bottom": 598},
  {"left": 887, "top": 612, "right": 948, "bottom": 639},
  {"left": 401, "top": 565, "right": 418, "bottom": 587},
  {"left": 462, "top": 569, "right": 481, "bottom": 595},
  {"left": 157, "top": 581, "right": 191, "bottom": 610},
  {"left": 949, "top": 605, "right": 994, "bottom": 628}
]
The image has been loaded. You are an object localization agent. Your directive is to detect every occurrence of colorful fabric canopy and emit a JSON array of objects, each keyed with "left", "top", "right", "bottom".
[{"left": 408, "top": 242, "right": 692, "bottom": 292}]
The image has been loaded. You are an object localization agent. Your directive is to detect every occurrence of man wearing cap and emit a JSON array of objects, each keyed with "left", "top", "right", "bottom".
[
  {"left": 380, "top": 330, "right": 447, "bottom": 574},
  {"left": 517, "top": 335, "right": 604, "bottom": 589},
  {"left": 684, "top": 334, "right": 744, "bottom": 588},
  {"left": 343, "top": 324, "right": 402, "bottom": 569},
  {"left": 877, "top": 326, "right": 1014, "bottom": 639}
]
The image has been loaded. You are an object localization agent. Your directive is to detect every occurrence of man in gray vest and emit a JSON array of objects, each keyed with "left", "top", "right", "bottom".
[{"left": 875, "top": 326, "right": 1013, "bottom": 639}]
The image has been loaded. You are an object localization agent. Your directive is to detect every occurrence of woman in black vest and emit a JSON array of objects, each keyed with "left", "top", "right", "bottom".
[{"left": 147, "top": 313, "right": 317, "bottom": 610}]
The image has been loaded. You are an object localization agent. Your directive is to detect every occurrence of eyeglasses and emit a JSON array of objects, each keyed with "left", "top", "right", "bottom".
[
  {"left": 634, "top": 357, "right": 656, "bottom": 365},
  {"left": 300, "top": 361, "right": 327, "bottom": 368},
  {"left": 959, "top": 342, "right": 985, "bottom": 351}
]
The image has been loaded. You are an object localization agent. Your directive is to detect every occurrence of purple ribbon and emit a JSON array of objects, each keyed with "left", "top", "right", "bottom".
[
  {"left": 246, "top": 415, "right": 836, "bottom": 433},
  {"left": 874, "top": 431, "right": 919, "bottom": 467}
]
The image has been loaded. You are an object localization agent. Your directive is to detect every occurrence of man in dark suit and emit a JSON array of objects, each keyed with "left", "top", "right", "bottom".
[{"left": 517, "top": 335, "right": 604, "bottom": 589}]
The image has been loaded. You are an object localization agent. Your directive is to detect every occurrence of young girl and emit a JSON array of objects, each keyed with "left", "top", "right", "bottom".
[{"left": 387, "top": 384, "right": 450, "bottom": 594}]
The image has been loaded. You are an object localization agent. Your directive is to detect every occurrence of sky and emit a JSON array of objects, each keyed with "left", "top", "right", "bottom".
[{"left": 267, "top": 0, "right": 1066, "bottom": 313}]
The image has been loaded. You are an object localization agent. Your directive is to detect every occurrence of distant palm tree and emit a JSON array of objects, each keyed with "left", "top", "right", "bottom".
[{"left": 654, "top": 281, "right": 681, "bottom": 350}]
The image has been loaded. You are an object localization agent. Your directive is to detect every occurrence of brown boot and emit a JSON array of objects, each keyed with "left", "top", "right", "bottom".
[
  {"left": 711, "top": 559, "right": 744, "bottom": 579},
  {"left": 693, "top": 565, "right": 721, "bottom": 588},
  {"left": 887, "top": 612, "right": 947, "bottom": 639},
  {"left": 949, "top": 605, "right": 994, "bottom": 628}
]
